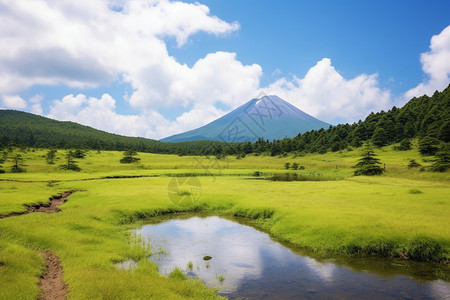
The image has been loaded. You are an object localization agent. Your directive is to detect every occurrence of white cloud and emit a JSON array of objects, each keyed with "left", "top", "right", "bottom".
[
  {"left": 166, "top": 52, "right": 262, "bottom": 108},
  {"left": 122, "top": 0, "right": 239, "bottom": 47},
  {"left": 0, "top": 0, "right": 245, "bottom": 104},
  {"left": 0, "top": 0, "right": 396, "bottom": 139},
  {"left": 264, "top": 58, "right": 391, "bottom": 124},
  {"left": 160, "top": 104, "right": 226, "bottom": 138},
  {"left": 405, "top": 25, "right": 450, "bottom": 98},
  {"left": 29, "top": 95, "right": 44, "bottom": 115},
  {"left": 48, "top": 94, "right": 147, "bottom": 138},
  {"left": 2, "top": 95, "right": 27, "bottom": 109},
  {"left": 46, "top": 93, "right": 226, "bottom": 140}
]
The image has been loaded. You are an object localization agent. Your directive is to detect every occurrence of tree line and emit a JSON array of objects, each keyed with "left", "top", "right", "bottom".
[{"left": 0, "top": 84, "right": 449, "bottom": 159}]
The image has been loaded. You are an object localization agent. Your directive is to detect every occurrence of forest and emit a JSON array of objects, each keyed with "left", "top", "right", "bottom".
[{"left": 0, "top": 84, "right": 449, "bottom": 157}]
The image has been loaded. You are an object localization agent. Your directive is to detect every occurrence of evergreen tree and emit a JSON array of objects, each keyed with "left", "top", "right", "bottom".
[
  {"left": 372, "top": 127, "right": 388, "bottom": 147},
  {"left": 353, "top": 142, "right": 384, "bottom": 176},
  {"left": 120, "top": 149, "right": 141, "bottom": 163},
  {"left": 60, "top": 151, "right": 81, "bottom": 171},
  {"left": 431, "top": 143, "right": 450, "bottom": 172},
  {"left": 11, "top": 154, "right": 26, "bottom": 173},
  {"left": 438, "top": 121, "right": 450, "bottom": 142},
  {"left": 394, "top": 138, "right": 412, "bottom": 151},
  {"left": 242, "top": 142, "right": 253, "bottom": 154},
  {"left": 45, "top": 149, "right": 57, "bottom": 164},
  {"left": 73, "top": 149, "right": 86, "bottom": 159},
  {"left": 270, "top": 142, "right": 282, "bottom": 156},
  {"left": 418, "top": 136, "right": 440, "bottom": 155},
  {"left": 407, "top": 159, "right": 422, "bottom": 169}
]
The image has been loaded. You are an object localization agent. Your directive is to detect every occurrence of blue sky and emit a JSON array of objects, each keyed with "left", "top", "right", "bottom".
[
  {"left": 175, "top": 0, "right": 449, "bottom": 92},
  {"left": 1, "top": 0, "right": 450, "bottom": 139}
]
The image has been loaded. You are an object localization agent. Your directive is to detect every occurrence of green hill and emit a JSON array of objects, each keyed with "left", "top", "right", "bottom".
[
  {"left": 0, "top": 84, "right": 449, "bottom": 155},
  {"left": 0, "top": 110, "right": 226, "bottom": 155}
]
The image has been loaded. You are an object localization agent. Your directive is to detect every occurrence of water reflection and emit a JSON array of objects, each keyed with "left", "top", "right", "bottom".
[{"left": 135, "top": 216, "right": 450, "bottom": 299}]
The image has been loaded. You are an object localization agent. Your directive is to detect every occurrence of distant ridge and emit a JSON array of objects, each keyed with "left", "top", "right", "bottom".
[
  {"left": 0, "top": 110, "right": 229, "bottom": 155},
  {"left": 161, "top": 95, "right": 330, "bottom": 142},
  {"left": 1, "top": 84, "right": 447, "bottom": 156}
]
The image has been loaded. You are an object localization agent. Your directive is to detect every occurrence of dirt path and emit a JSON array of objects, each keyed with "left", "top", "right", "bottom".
[
  {"left": 38, "top": 251, "right": 68, "bottom": 300},
  {"left": 0, "top": 190, "right": 75, "bottom": 219}
]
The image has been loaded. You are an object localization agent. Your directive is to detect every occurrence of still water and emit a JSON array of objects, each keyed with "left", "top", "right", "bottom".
[{"left": 133, "top": 216, "right": 449, "bottom": 299}]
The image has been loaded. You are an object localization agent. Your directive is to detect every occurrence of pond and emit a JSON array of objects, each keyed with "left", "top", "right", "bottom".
[{"left": 131, "top": 216, "right": 449, "bottom": 299}]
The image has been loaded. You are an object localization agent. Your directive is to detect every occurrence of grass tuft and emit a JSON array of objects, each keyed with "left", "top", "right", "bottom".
[
  {"left": 406, "top": 237, "right": 447, "bottom": 262},
  {"left": 408, "top": 188, "right": 423, "bottom": 194},
  {"left": 169, "top": 268, "right": 186, "bottom": 280},
  {"left": 232, "top": 207, "right": 275, "bottom": 220}
]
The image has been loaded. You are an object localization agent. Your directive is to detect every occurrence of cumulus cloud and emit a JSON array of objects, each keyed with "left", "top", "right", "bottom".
[
  {"left": 48, "top": 94, "right": 149, "bottom": 138},
  {"left": 264, "top": 58, "right": 391, "bottom": 124},
  {"left": 161, "top": 104, "right": 226, "bottom": 137},
  {"left": 29, "top": 95, "right": 44, "bottom": 115},
  {"left": 0, "top": 0, "right": 247, "bottom": 103},
  {"left": 405, "top": 25, "right": 450, "bottom": 98},
  {"left": 46, "top": 93, "right": 226, "bottom": 140},
  {"left": 2, "top": 95, "right": 27, "bottom": 109},
  {"left": 0, "top": 0, "right": 396, "bottom": 139},
  {"left": 166, "top": 52, "right": 262, "bottom": 108}
]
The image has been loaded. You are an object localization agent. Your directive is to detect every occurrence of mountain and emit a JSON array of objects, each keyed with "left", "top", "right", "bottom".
[
  {"left": 161, "top": 95, "right": 330, "bottom": 142},
  {"left": 1, "top": 84, "right": 448, "bottom": 156}
]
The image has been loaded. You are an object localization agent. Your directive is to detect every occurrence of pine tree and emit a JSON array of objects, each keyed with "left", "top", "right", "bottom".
[
  {"left": 372, "top": 127, "right": 388, "bottom": 147},
  {"left": 418, "top": 136, "right": 440, "bottom": 155},
  {"left": 11, "top": 154, "right": 26, "bottom": 173},
  {"left": 120, "top": 149, "right": 141, "bottom": 163},
  {"left": 60, "top": 151, "right": 81, "bottom": 171},
  {"left": 431, "top": 143, "right": 450, "bottom": 172},
  {"left": 353, "top": 142, "right": 384, "bottom": 176},
  {"left": 45, "top": 149, "right": 57, "bottom": 164},
  {"left": 438, "top": 121, "right": 450, "bottom": 142}
]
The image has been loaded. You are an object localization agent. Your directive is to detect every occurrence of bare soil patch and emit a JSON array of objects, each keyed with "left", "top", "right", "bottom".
[
  {"left": 38, "top": 251, "right": 68, "bottom": 300},
  {"left": 0, "top": 190, "right": 75, "bottom": 218}
]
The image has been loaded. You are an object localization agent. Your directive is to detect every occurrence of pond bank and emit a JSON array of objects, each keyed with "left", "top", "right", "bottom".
[{"left": 125, "top": 216, "right": 450, "bottom": 299}]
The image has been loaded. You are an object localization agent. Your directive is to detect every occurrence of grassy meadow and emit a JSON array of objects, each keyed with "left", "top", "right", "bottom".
[{"left": 0, "top": 143, "right": 449, "bottom": 299}]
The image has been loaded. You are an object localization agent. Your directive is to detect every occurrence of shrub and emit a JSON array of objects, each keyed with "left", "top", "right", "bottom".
[
  {"left": 394, "top": 138, "right": 412, "bottom": 151},
  {"left": 408, "top": 189, "right": 423, "bottom": 194},
  {"left": 407, "top": 159, "right": 422, "bottom": 169}
]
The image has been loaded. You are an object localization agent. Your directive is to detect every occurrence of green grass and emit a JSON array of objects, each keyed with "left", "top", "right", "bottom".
[
  {"left": 0, "top": 143, "right": 449, "bottom": 299},
  {"left": 0, "top": 181, "right": 60, "bottom": 215},
  {"left": 187, "top": 261, "right": 193, "bottom": 271}
]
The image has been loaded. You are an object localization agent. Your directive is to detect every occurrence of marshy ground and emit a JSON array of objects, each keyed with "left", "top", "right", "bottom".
[{"left": 0, "top": 143, "right": 449, "bottom": 299}]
